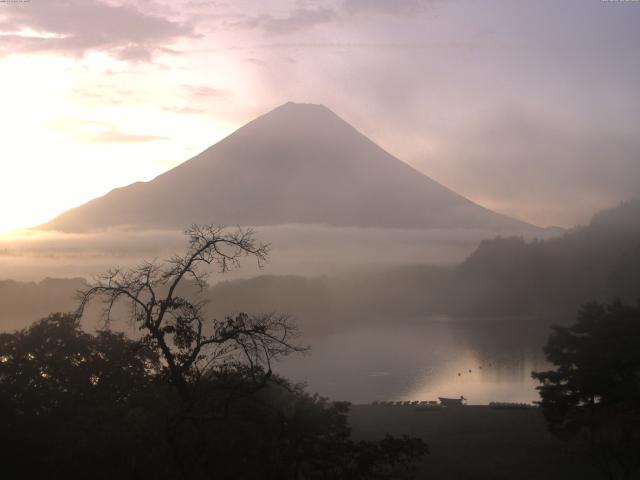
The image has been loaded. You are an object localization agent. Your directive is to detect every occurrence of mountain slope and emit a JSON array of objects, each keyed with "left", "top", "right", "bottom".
[{"left": 42, "top": 102, "right": 536, "bottom": 233}]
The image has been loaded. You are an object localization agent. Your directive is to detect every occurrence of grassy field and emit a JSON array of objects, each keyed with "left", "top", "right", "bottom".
[{"left": 349, "top": 405, "right": 602, "bottom": 480}]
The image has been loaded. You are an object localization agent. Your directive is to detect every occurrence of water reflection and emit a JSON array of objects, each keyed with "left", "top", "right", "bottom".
[{"left": 277, "top": 317, "right": 552, "bottom": 404}]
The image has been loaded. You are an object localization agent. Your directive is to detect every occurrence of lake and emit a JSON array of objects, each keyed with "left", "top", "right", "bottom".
[{"left": 277, "top": 317, "right": 554, "bottom": 405}]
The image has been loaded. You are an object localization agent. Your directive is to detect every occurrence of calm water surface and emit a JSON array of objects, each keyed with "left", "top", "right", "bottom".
[{"left": 277, "top": 317, "right": 553, "bottom": 405}]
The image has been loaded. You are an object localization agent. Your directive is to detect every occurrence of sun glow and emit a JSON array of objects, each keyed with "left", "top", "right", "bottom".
[{"left": 0, "top": 52, "right": 240, "bottom": 235}]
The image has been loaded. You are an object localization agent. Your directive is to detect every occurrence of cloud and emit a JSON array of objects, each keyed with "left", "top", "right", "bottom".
[
  {"left": 158, "top": 84, "right": 230, "bottom": 115},
  {"left": 216, "top": 0, "right": 438, "bottom": 36},
  {"left": 111, "top": 44, "right": 154, "bottom": 62},
  {"left": 2, "top": 0, "right": 638, "bottom": 232},
  {"left": 423, "top": 112, "right": 640, "bottom": 227},
  {"left": 243, "top": 57, "right": 266, "bottom": 66},
  {"left": 50, "top": 118, "right": 168, "bottom": 143},
  {"left": 237, "top": 0, "right": 640, "bottom": 228},
  {"left": 162, "top": 105, "right": 210, "bottom": 115},
  {"left": 262, "top": 8, "right": 337, "bottom": 35},
  {"left": 182, "top": 84, "right": 229, "bottom": 99},
  {"left": 343, "top": 0, "right": 431, "bottom": 15},
  {"left": 69, "top": 85, "right": 136, "bottom": 106},
  {"left": 225, "top": 8, "right": 337, "bottom": 36},
  {"left": 0, "top": 0, "right": 194, "bottom": 60},
  {"left": 80, "top": 130, "right": 169, "bottom": 143},
  {"left": 232, "top": 41, "right": 465, "bottom": 51}
]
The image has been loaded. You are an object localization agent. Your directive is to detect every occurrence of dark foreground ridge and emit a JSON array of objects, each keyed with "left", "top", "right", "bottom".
[{"left": 350, "top": 404, "right": 601, "bottom": 480}]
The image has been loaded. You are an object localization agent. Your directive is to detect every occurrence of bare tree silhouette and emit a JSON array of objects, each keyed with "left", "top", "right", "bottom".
[{"left": 77, "top": 225, "right": 306, "bottom": 405}]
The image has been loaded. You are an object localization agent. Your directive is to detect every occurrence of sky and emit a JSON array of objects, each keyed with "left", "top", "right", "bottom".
[{"left": 0, "top": 0, "right": 639, "bottom": 233}]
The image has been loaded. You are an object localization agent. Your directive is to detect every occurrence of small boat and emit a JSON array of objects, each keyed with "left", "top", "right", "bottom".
[{"left": 438, "top": 396, "right": 467, "bottom": 407}]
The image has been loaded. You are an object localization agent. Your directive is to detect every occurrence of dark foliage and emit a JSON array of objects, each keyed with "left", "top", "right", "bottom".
[
  {"left": 452, "top": 199, "right": 640, "bottom": 316},
  {"left": 0, "top": 314, "right": 427, "bottom": 479},
  {"left": 532, "top": 299, "right": 640, "bottom": 479},
  {"left": 1, "top": 226, "right": 427, "bottom": 479},
  {"left": 0, "top": 313, "right": 167, "bottom": 480}
]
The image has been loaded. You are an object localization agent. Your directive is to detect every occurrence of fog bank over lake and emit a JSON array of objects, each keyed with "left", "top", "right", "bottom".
[{"left": 0, "top": 224, "right": 545, "bottom": 281}]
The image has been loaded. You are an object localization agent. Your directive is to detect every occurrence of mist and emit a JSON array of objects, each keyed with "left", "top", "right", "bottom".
[
  {"left": 2, "top": 1, "right": 639, "bottom": 477},
  {"left": 0, "top": 224, "right": 515, "bottom": 281}
]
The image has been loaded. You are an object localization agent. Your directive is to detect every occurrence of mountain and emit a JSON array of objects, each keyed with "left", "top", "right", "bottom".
[
  {"left": 42, "top": 102, "right": 536, "bottom": 233},
  {"left": 451, "top": 198, "right": 640, "bottom": 315}
]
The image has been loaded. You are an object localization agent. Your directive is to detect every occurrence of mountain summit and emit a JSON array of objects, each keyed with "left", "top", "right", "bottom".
[{"left": 42, "top": 102, "right": 536, "bottom": 233}]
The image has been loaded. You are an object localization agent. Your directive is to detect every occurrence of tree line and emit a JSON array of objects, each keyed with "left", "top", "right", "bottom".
[{"left": 0, "top": 225, "right": 426, "bottom": 480}]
